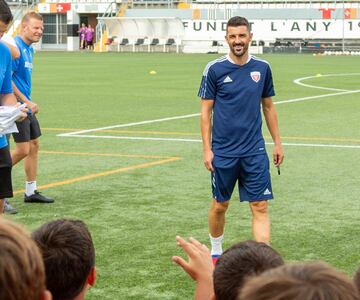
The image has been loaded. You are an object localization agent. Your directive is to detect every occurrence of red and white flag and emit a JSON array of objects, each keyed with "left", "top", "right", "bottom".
[
  {"left": 344, "top": 8, "right": 358, "bottom": 19},
  {"left": 50, "top": 3, "right": 71, "bottom": 13}
]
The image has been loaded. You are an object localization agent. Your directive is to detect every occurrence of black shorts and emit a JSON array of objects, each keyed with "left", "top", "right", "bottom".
[
  {"left": 0, "top": 146, "right": 13, "bottom": 199},
  {"left": 12, "top": 114, "right": 42, "bottom": 143}
]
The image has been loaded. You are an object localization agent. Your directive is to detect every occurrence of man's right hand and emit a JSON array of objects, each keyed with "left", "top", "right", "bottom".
[
  {"left": 28, "top": 102, "right": 39, "bottom": 114},
  {"left": 203, "top": 149, "right": 214, "bottom": 172},
  {"left": 15, "top": 103, "right": 28, "bottom": 121}
]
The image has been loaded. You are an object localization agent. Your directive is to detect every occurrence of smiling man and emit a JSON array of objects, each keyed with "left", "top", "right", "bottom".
[
  {"left": 8, "top": 11, "right": 54, "bottom": 214},
  {"left": 199, "top": 16, "right": 284, "bottom": 263}
]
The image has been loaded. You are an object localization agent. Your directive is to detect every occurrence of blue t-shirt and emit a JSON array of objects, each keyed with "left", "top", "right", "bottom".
[
  {"left": 0, "top": 42, "right": 13, "bottom": 149},
  {"left": 198, "top": 55, "right": 275, "bottom": 157},
  {"left": 12, "top": 36, "right": 34, "bottom": 101}
]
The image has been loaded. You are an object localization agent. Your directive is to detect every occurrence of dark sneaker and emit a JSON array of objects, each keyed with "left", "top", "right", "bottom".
[
  {"left": 4, "top": 199, "right": 18, "bottom": 214},
  {"left": 24, "top": 191, "right": 54, "bottom": 203}
]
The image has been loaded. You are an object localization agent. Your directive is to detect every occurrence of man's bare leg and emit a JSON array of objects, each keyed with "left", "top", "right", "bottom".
[
  {"left": 250, "top": 200, "right": 270, "bottom": 244},
  {"left": 11, "top": 138, "right": 52, "bottom": 203},
  {"left": 208, "top": 199, "right": 229, "bottom": 257},
  {"left": 11, "top": 142, "right": 29, "bottom": 166},
  {"left": 24, "top": 139, "right": 39, "bottom": 182}
]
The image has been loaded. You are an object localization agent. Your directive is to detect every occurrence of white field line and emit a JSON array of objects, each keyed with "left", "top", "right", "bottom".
[
  {"left": 279, "top": 142, "right": 360, "bottom": 149},
  {"left": 58, "top": 113, "right": 200, "bottom": 137},
  {"left": 58, "top": 90, "right": 358, "bottom": 137},
  {"left": 274, "top": 89, "right": 360, "bottom": 105},
  {"left": 293, "top": 73, "right": 360, "bottom": 92},
  {"left": 60, "top": 134, "right": 201, "bottom": 143},
  {"left": 58, "top": 89, "right": 360, "bottom": 137},
  {"left": 58, "top": 134, "right": 360, "bottom": 149},
  {"left": 58, "top": 73, "right": 360, "bottom": 149}
]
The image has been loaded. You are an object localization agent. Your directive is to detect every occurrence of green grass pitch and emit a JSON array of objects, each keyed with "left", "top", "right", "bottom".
[{"left": 7, "top": 52, "right": 360, "bottom": 299}]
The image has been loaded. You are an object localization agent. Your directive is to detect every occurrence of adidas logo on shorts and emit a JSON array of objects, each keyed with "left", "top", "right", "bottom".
[{"left": 263, "top": 188, "right": 272, "bottom": 195}]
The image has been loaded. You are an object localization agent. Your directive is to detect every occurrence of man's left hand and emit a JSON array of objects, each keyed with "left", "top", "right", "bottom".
[{"left": 273, "top": 143, "right": 284, "bottom": 166}]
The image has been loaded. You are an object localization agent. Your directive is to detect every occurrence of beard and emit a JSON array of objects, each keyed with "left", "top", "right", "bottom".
[
  {"left": 230, "top": 42, "right": 249, "bottom": 57},
  {"left": 27, "top": 35, "right": 42, "bottom": 44}
]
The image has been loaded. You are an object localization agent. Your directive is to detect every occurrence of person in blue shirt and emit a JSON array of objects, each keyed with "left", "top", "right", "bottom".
[
  {"left": 0, "top": 0, "right": 26, "bottom": 214},
  {"left": 0, "top": 44, "right": 15, "bottom": 215},
  {"left": 199, "top": 16, "right": 284, "bottom": 263},
  {"left": 0, "top": 0, "right": 19, "bottom": 60},
  {"left": 10, "top": 11, "right": 54, "bottom": 208}
]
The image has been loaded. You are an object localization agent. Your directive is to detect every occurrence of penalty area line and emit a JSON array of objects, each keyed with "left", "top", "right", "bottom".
[
  {"left": 56, "top": 73, "right": 360, "bottom": 138},
  {"left": 58, "top": 113, "right": 200, "bottom": 137},
  {"left": 58, "top": 134, "right": 360, "bottom": 149},
  {"left": 58, "top": 91, "right": 360, "bottom": 138}
]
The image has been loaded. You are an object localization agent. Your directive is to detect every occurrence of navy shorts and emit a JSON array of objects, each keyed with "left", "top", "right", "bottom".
[
  {"left": 211, "top": 154, "right": 273, "bottom": 202},
  {"left": 12, "top": 114, "right": 41, "bottom": 143}
]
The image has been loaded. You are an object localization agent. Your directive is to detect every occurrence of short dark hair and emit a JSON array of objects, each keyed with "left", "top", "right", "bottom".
[
  {"left": 0, "top": 0, "right": 13, "bottom": 25},
  {"left": 214, "top": 240, "right": 284, "bottom": 300},
  {"left": 240, "top": 261, "right": 360, "bottom": 300},
  {"left": 32, "top": 219, "right": 95, "bottom": 300},
  {"left": 0, "top": 219, "right": 46, "bottom": 300},
  {"left": 226, "top": 16, "right": 250, "bottom": 33}
]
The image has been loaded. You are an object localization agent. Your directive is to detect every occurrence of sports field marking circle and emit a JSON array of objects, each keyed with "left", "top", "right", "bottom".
[{"left": 293, "top": 73, "right": 360, "bottom": 92}]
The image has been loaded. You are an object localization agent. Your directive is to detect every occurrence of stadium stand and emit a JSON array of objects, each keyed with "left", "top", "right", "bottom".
[
  {"left": 5, "top": 0, "right": 360, "bottom": 53},
  {"left": 267, "top": 37, "right": 360, "bottom": 53},
  {"left": 102, "top": 17, "right": 184, "bottom": 52},
  {"left": 97, "top": 0, "right": 360, "bottom": 53}
]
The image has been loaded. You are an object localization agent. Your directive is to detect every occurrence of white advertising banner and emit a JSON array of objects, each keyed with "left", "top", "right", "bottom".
[
  {"left": 38, "top": 4, "right": 50, "bottom": 14},
  {"left": 182, "top": 19, "right": 360, "bottom": 41},
  {"left": 38, "top": 3, "right": 113, "bottom": 14}
]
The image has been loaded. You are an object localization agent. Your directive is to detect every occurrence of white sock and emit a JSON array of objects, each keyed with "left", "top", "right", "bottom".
[
  {"left": 209, "top": 233, "right": 224, "bottom": 256},
  {"left": 25, "top": 181, "right": 37, "bottom": 196}
]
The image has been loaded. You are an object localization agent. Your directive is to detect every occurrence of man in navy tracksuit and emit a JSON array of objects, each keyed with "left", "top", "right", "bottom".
[{"left": 199, "top": 16, "right": 284, "bottom": 263}]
